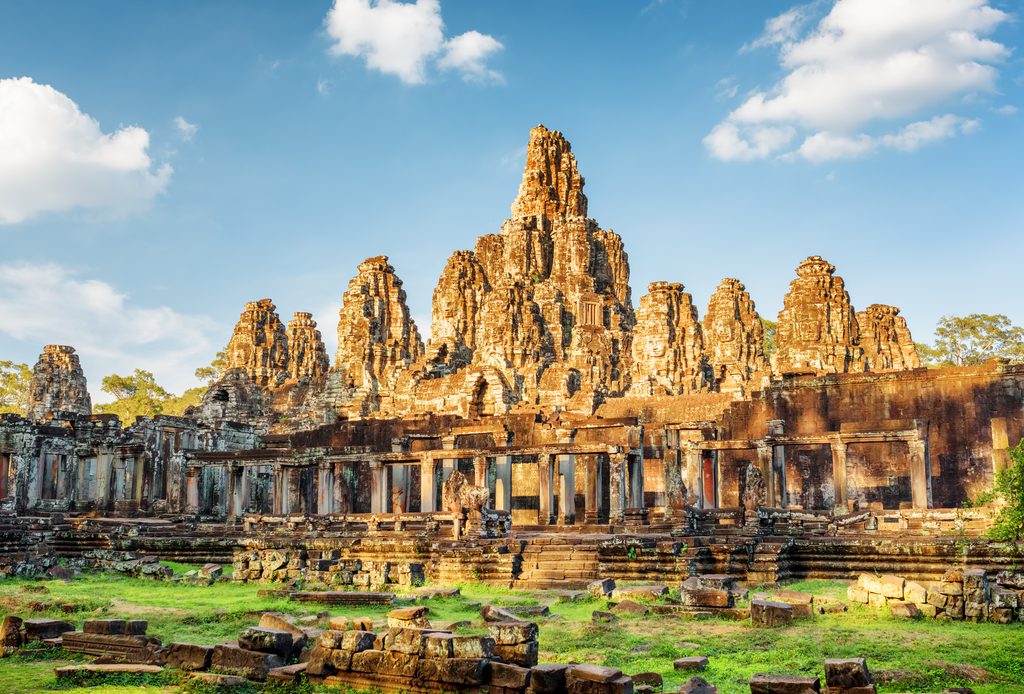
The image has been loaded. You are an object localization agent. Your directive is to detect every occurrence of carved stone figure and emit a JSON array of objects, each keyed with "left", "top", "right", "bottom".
[
  {"left": 742, "top": 463, "right": 767, "bottom": 526},
  {"left": 441, "top": 470, "right": 489, "bottom": 514},
  {"left": 286, "top": 312, "right": 329, "bottom": 381},
  {"left": 857, "top": 304, "right": 921, "bottom": 372},
  {"left": 26, "top": 345, "right": 92, "bottom": 420},
  {"left": 224, "top": 299, "right": 289, "bottom": 387},
  {"left": 703, "top": 278, "right": 769, "bottom": 396},
  {"left": 629, "top": 282, "right": 708, "bottom": 395}
]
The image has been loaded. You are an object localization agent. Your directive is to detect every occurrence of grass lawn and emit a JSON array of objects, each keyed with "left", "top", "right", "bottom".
[{"left": 0, "top": 570, "right": 1021, "bottom": 693}]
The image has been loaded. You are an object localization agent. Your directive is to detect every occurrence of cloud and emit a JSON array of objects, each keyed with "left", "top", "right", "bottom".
[
  {"left": 0, "top": 262, "right": 218, "bottom": 401},
  {"left": 438, "top": 30, "right": 504, "bottom": 83},
  {"left": 174, "top": 116, "right": 198, "bottom": 141},
  {"left": 316, "top": 78, "right": 333, "bottom": 95},
  {"left": 703, "top": 123, "right": 796, "bottom": 161},
  {"left": 0, "top": 77, "right": 171, "bottom": 224},
  {"left": 324, "top": 0, "right": 502, "bottom": 85},
  {"left": 714, "top": 76, "right": 739, "bottom": 100},
  {"left": 708, "top": 0, "right": 1010, "bottom": 162},
  {"left": 993, "top": 104, "right": 1017, "bottom": 115}
]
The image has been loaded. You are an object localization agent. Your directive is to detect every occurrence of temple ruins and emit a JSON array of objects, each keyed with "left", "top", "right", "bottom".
[{"left": 1, "top": 124, "right": 1022, "bottom": 594}]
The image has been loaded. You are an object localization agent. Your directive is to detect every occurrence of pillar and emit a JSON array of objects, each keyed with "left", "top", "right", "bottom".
[
  {"left": 584, "top": 455, "right": 599, "bottom": 524},
  {"left": 493, "top": 455, "right": 512, "bottom": 512},
  {"left": 909, "top": 438, "right": 931, "bottom": 509},
  {"left": 473, "top": 455, "right": 487, "bottom": 489},
  {"left": 286, "top": 468, "right": 301, "bottom": 515},
  {"left": 683, "top": 447, "right": 701, "bottom": 507},
  {"left": 369, "top": 460, "right": 386, "bottom": 514},
  {"left": 558, "top": 453, "right": 575, "bottom": 524},
  {"left": 756, "top": 444, "right": 775, "bottom": 507},
  {"left": 185, "top": 469, "right": 200, "bottom": 513},
  {"left": 608, "top": 452, "right": 626, "bottom": 524},
  {"left": 830, "top": 441, "right": 849, "bottom": 513},
  {"left": 627, "top": 452, "right": 645, "bottom": 509},
  {"left": 225, "top": 465, "right": 237, "bottom": 519},
  {"left": 317, "top": 464, "right": 333, "bottom": 514},
  {"left": 272, "top": 465, "right": 284, "bottom": 515},
  {"left": 392, "top": 465, "right": 409, "bottom": 513},
  {"left": 332, "top": 463, "right": 347, "bottom": 514},
  {"left": 772, "top": 445, "right": 787, "bottom": 507},
  {"left": 420, "top": 454, "right": 437, "bottom": 513},
  {"left": 537, "top": 454, "right": 555, "bottom": 525}
]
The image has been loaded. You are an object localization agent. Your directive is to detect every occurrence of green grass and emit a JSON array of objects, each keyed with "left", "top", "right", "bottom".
[{"left": 0, "top": 574, "right": 1021, "bottom": 693}]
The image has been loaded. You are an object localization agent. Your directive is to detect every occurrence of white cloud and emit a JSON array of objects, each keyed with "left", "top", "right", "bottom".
[
  {"left": 324, "top": 0, "right": 502, "bottom": 85},
  {"left": 316, "top": 78, "right": 333, "bottom": 95},
  {"left": 703, "top": 123, "right": 796, "bottom": 161},
  {"left": 708, "top": 0, "right": 1010, "bottom": 162},
  {"left": 714, "top": 76, "right": 739, "bottom": 100},
  {"left": 0, "top": 262, "right": 217, "bottom": 401},
  {"left": 993, "top": 104, "right": 1018, "bottom": 115},
  {"left": 174, "top": 116, "right": 198, "bottom": 141},
  {"left": 438, "top": 31, "right": 504, "bottom": 83},
  {"left": 0, "top": 77, "right": 171, "bottom": 224}
]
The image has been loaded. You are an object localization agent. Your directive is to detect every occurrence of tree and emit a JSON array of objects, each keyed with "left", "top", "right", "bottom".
[
  {"left": 975, "top": 440, "right": 1024, "bottom": 546},
  {"left": 0, "top": 361, "right": 31, "bottom": 415},
  {"left": 194, "top": 350, "right": 227, "bottom": 385},
  {"left": 921, "top": 314, "right": 1024, "bottom": 367},
  {"left": 94, "top": 369, "right": 172, "bottom": 422},
  {"left": 761, "top": 319, "right": 778, "bottom": 361}
]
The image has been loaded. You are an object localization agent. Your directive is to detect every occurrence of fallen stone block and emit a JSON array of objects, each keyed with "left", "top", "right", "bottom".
[
  {"left": 751, "top": 600, "right": 793, "bottom": 627},
  {"left": 675, "top": 656, "right": 709, "bottom": 671},
  {"left": 350, "top": 649, "right": 385, "bottom": 673},
  {"left": 696, "top": 574, "right": 737, "bottom": 591},
  {"left": 846, "top": 586, "right": 869, "bottom": 604},
  {"left": 588, "top": 578, "right": 616, "bottom": 598},
  {"left": 23, "top": 618, "right": 73, "bottom": 642},
  {"left": 384, "top": 626, "right": 443, "bottom": 655},
  {"left": 54, "top": 663, "right": 162, "bottom": 681},
  {"left": 83, "top": 619, "right": 126, "bottom": 635},
  {"left": 495, "top": 640, "right": 539, "bottom": 667},
  {"left": 450, "top": 634, "right": 495, "bottom": 659},
  {"left": 267, "top": 662, "right": 307, "bottom": 683},
  {"left": 387, "top": 605, "right": 430, "bottom": 627},
  {"left": 258, "top": 612, "right": 307, "bottom": 655},
  {"left": 189, "top": 672, "right": 248, "bottom": 687},
  {"left": 750, "top": 673, "right": 821, "bottom": 693},
  {"left": 237, "top": 626, "right": 293, "bottom": 658},
  {"left": 904, "top": 581, "right": 927, "bottom": 604},
  {"left": 482, "top": 605, "right": 524, "bottom": 622},
  {"left": 889, "top": 601, "right": 920, "bottom": 619},
  {"left": 631, "top": 672, "right": 662, "bottom": 689},
  {"left": 530, "top": 663, "right": 569, "bottom": 693},
  {"left": 824, "top": 658, "right": 873, "bottom": 688},
  {"left": 491, "top": 660, "right": 532, "bottom": 688},
  {"left": 1, "top": 616, "right": 23, "bottom": 653},
  {"left": 379, "top": 649, "right": 419, "bottom": 677},
  {"left": 680, "top": 675, "right": 718, "bottom": 693},
  {"left": 489, "top": 620, "right": 538, "bottom": 645},
  {"left": 164, "top": 642, "right": 213, "bottom": 671},
  {"left": 592, "top": 610, "right": 617, "bottom": 624},
  {"left": 610, "top": 585, "right": 668, "bottom": 601},
  {"left": 611, "top": 599, "right": 649, "bottom": 616},
  {"left": 857, "top": 574, "right": 882, "bottom": 595},
  {"left": 681, "top": 589, "right": 733, "bottom": 609},
  {"left": 61, "top": 631, "right": 154, "bottom": 661},
  {"left": 211, "top": 643, "right": 283, "bottom": 681},
  {"left": 417, "top": 656, "right": 487, "bottom": 685},
  {"left": 340, "top": 629, "right": 377, "bottom": 653},
  {"left": 878, "top": 575, "right": 905, "bottom": 599}
]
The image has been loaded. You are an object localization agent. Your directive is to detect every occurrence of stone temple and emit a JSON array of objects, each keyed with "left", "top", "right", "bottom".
[{"left": 1, "top": 125, "right": 1022, "bottom": 593}]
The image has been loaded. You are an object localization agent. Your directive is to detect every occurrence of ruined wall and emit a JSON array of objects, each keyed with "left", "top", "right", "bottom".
[{"left": 26, "top": 345, "right": 91, "bottom": 420}]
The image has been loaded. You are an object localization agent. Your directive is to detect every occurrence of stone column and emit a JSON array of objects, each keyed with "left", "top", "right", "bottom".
[
  {"left": 628, "top": 452, "right": 645, "bottom": 509},
  {"left": 608, "top": 452, "right": 626, "bottom": 524},
  {"left": 830, "top": 441, "right": 849, "bottom": 513},
  {"left": 772, "top": 445, "right": 787, "bottom": 508},
  {"left": 756, "top": 444, "right": 774, "bottom": 508},
  {"left": 225, "top": 464, "right": 237, "bottom": 519},
  {"left": 420, "top": 454, "right": 437, "bottom": 513},
  {"left": 239, "top": 467, "right": 250, "bottom": 516},
  {"left": 369, "top": 460, "right": 386, "bottom": 514},
  {"left": 317, "top": 464, "right": 333, "bottom": 515},
  {"left": 473, "top": 455, "right": 487, "bottom": 489},
  {"left": 558, "top": 453, "right": 575, "bottom": 525},
  {"left": 493, "top": 455, "right": 512, "bottom": 512},
  {"left": 909, "top": 438, "right": 930, "bottom": 510},
  {"left": 584, "top": 455, "right": 599, "bottom": 524},
  {"left": 392, "top": 465, "right": 409, "bottom": 513},
  {"left": 272, "top": 465, "right": 284, "bottom": 515},
  {"left": 286, "top": 468, "right": 302, "bottom": 515},
  {"left": 537, "top": 454, "right": 555, "bottom": 525},
  {"left": 185, "top": 469, "right": 200, "bottom": 513},
  {"left": 683, "top": 447, "right": 702, "bottom": 507},
  {"left": 332, "top": 463, "right": 347, "bottom": 514}
]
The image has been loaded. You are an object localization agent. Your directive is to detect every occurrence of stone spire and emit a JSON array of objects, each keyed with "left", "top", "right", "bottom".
[
  {"left": 629, "top": 282, "right": 708, "bottom": 395},
  {"left": 334, "top": 256, "right": 424, "bottom": 391},
  {"left": 426, "top": 250, "right": 488, "bottom": 373},
  {"left": 703, "top": 278, "right": 769, "bottom": 395},
  {"left": 224, "top": 299, "right": 289, "bottom": 387},
  {"left": 857, "top": 304, "right": 921, "bottom": 372},
  {"left": 773, "top": 256, "right": 865, "bottom": 375},
  {"left": 510, "top": 125, "right": 587, "bottom": 221},
  {"left": 286, "top": 312, "right": 329, "bottom": 381},
  {"left": 26, "top": 345, "right": 92, "bottom": 420}
]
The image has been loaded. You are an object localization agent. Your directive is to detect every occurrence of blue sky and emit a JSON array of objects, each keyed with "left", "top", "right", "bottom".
[{"left": 0, "top": 0, "right": 1021, "bottom": 401}]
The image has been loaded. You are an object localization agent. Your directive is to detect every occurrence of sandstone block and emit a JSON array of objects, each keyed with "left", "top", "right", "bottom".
[
  {"left": 495, "top": 640, "right": 539, "bottom": 667},
  {"left": 824, "top": 658, "right": 872, "bottom": 688},
  {"left": 610, "top": 585, "right": 668, "bottom": 602},
  {"left": 611, "top": 599, "right": 649, "bottom": 615},
  {"left": 327, "top": 616, "right": 350, "bottom": 631},
  {"left": 83, "top": 619, "right": 125, "bottom": 635},
  {"left": 750, "top": 673, "right": 821, "bottom": 693},
  {"left": 23, "top": 619, "right": 74, "bottom": 641},
  {"left": 904, "top": 581, "right": 927, "bottom": 604},
  {"left": 164, "top": 643, "right": 212, "bottom": 671},
  {"left": 379, "top": 649, "right": 419, "bottom": 678},
  {"left": 211, "top": 644, "right": 282, "bottom": 681},
  {"left": 237, "top": 626, "right": 292, "bottom": 658},
  {"left": 425, "top": 633, "right": 455, "bottom": 659},
  {"left": 592, "top": 611, "right": 617, "bottom": 624},
  {"left": 387, "top": 605, "right": 430, "bottom": 627},
  {"left": 680, "top": 675, "right": 718, "bottom": 693},
  {"left": 530, "top": 663, "right": 569, "bottom": 693},
  {"left": 927, "top": 591, "right": 948, "bottom": 608},
  {"left": 889, "top": 602, "right": 920, "bottom": 619},
  {"left": 751, "top": 600, "right": 793, "bottom": 627},
  {"left": 937, "top": 581, "right": 964, "bottom": 596},
  {"left": 857, "top": 574, "right": 881, "bottom": 594},
  {"left": 846, "top": 586, "right": 869, "bottom": 603},
  {"left": 674, "top": 656, "right": 709, "bottom": 671},
  {"left": 568, "top": 664, "right": 622, "bottom": 683},
  {"left": 490, "top": 661, "right": 532, "bottom": 688},
  {"left": 417, "top": 656, "right": 487, "bottom": 685},
  {"left": 482, "top": 605, "right": 524, "bottom": 623},
  {"left": 340, "top": 630, "right": 376, "bottom": 653},
  {"left": 877, "top": 576, "right": 905, "bottom": 599},
  {"left": 867, "top": 593, "right": 887, "bottom": 609},
  {"left": 681, "top": 589, "right": 732, "bottom": 608},
  {"left": 266, "top": 662, "right": 307, "bottom": 684},
  {"left": 450, "top": 635, "right": 495, "bottom": 659},
  {"left": 1, "top": 616, "right": 23, "bottom": 652},
  {"left": 588, "top": 579, "right": 616, "bottom": 598},
  {"left": 350, "top": 649, "right": 385, "bottom": 673},
  {"left": 488, "top": 621, "right": 538, "bottom": 645}
]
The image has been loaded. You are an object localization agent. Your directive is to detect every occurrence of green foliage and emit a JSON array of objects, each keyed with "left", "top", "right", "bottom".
[
  {"left": 194, "top": 350, "right": 227, "bottom": 385},
  {"left": 920, "top": 314, "right": 1024, "bottom": 367},
  {"left": 976, "top": 440, "right": 1024, "bottom": 546},
  {"left": 761, "top": 318, "right": 778, "bottom": 360},
  {"left": 93, "top": 369, "right": 172, "bottom": 422},
  {"left": 0, "top": 360, "right": 31, "bottom": 415}
]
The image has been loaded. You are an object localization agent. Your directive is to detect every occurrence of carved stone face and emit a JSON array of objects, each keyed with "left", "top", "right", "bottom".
[
  {"left": 646, "top": 336, "right": 665, "bottom": 358},
  {"left": 797, "top": 314, "right": 821, "bottom": 341}
]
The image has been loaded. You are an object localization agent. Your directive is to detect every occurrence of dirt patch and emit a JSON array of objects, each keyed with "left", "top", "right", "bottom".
[
  {"left": 928, "top": 660, "right": 998, "bottom": 683},
  {"left": 107, "top": 598, "right": 189, "bottom": 617}
]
